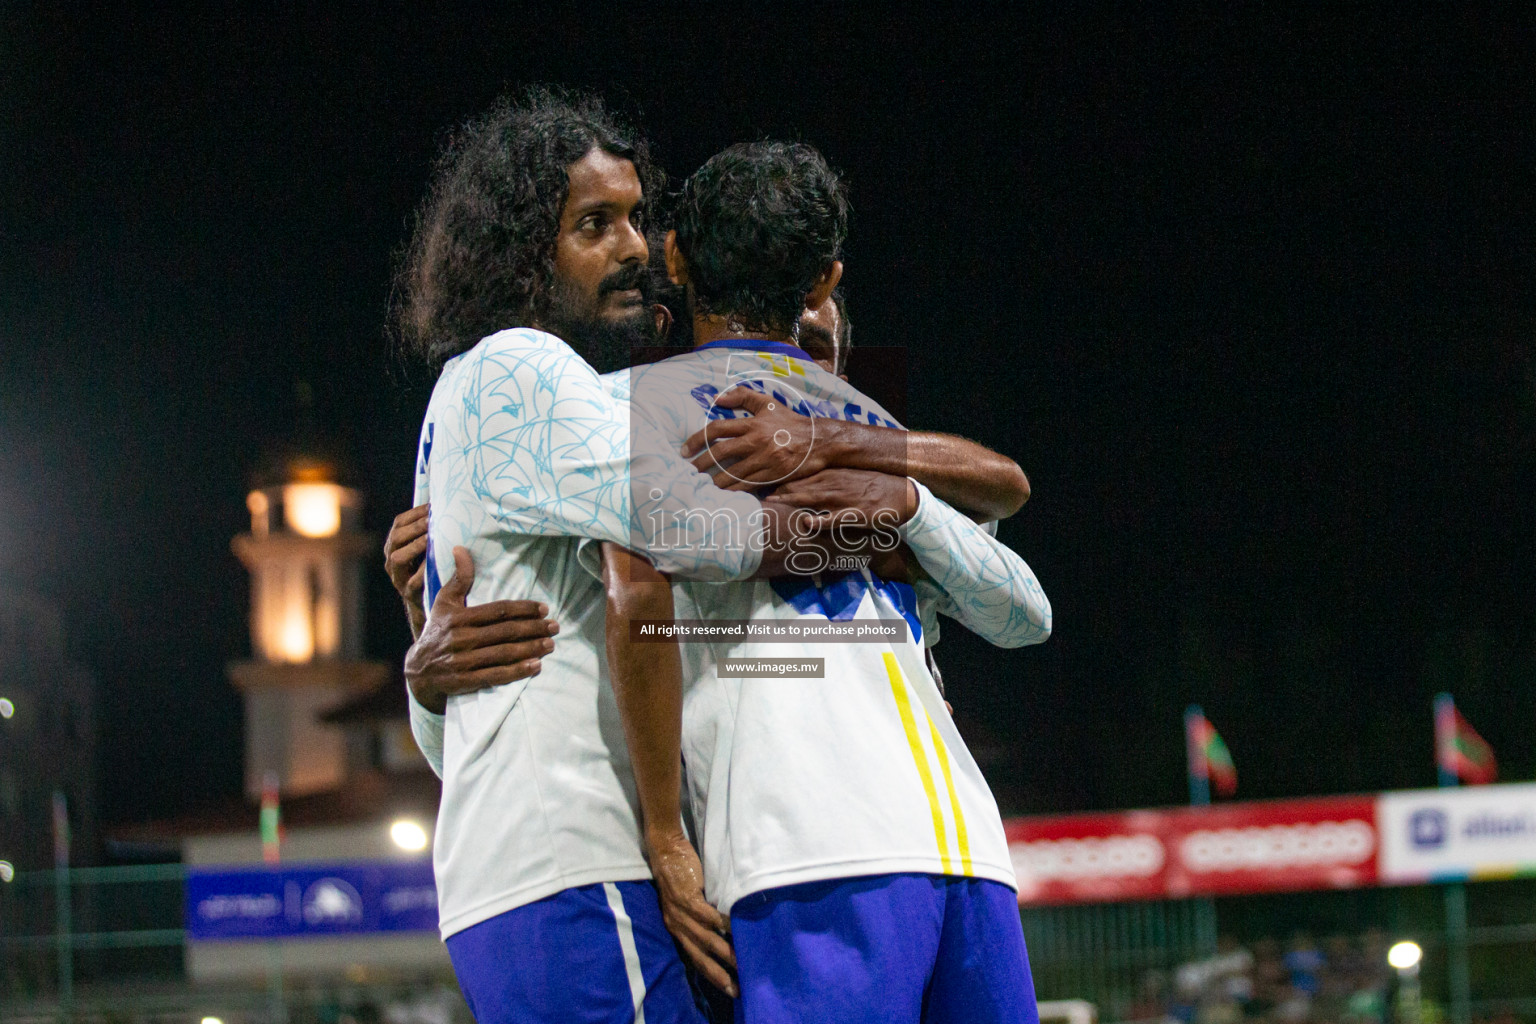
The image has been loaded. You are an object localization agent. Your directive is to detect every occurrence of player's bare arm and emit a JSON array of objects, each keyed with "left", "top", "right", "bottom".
[
  {"left": 402, "top": 546, "right": 559, "bottom": 715},
  {"left": 748, "top": 471, "right": 920, "bottom": 580},
  {"left": 384, "top": 503, "right": 430, "bottom": 638},
  {"left": 683, "top": 387, "right": 1030, "bottom": 522},
  {"left": 601, "top": 543, "right": 738, "bottom": 997}
]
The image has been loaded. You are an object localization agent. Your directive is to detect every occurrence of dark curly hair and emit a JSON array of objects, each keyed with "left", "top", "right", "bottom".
[
  {"left": 673, "top": 141, "right": 849, "bottom": 340},
  {"left": 393, "top": 86, "right": 664, "bottom": 367}
]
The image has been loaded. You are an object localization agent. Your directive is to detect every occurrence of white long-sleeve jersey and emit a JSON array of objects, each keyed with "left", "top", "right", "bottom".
[
  {"left": 613, "top": 339, "right": 1050, "bottom": 911},
  {"left": 409, "top": 336, "right": 1052, "bottom": 922},
  {"left": 411, "top": 328, "right": 764, "bottom": 939}
]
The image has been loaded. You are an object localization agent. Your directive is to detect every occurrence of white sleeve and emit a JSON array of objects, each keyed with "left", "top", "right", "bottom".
[
  {"left": 407, "top": 687, "right": 446, "bottom": 779},
  {"left": 463, "top": 333, "right": 762, "bottom": 579},
  {"left": 914, "top": 583, "right": 944, "bottom": 648},
  {"left": 900, "top": 480, "right": 1052, "bottom": 648}
]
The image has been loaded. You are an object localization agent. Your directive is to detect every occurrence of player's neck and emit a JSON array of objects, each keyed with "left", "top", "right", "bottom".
[{"left": 691, "top": 314, "right": 795, "bottom": 348}]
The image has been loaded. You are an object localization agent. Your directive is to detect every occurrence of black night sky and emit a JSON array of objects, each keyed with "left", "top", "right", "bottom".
[{"left": 2, "top": 7, "right": 1534, "bottom": 832}]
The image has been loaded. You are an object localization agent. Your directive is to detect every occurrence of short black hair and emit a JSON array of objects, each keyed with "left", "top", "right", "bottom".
[
  {"left": 393, "top": 86, "right": 662, "bottom": 367},
  {"left": 673, "top": 141, "right": 848, "bottom": 339}
]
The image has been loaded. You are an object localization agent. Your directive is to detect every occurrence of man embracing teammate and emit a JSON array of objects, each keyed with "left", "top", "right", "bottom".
[
  {"left": 609, "top": 140, "right": 1048, "bottom": 1023},
  {"left": 393, "top": 88, "right": 1050, "bottom": 1024}
]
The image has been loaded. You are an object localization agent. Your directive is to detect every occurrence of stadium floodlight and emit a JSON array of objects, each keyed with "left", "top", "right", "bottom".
[
  {"left": 202, "top": 1016, "right": 224, "bottom": 1024},
  {"left": 0, "top": 697, "right": 13, "bottom": 719},
  {"left": 0, "top": 860, "right": 13, "bottom": 882},
  {"left": 390, "top": 819, "right": 429, "bottom": 852},
  {"left": 1388, "top": 940, "right": 1423, "bottom": 971}
]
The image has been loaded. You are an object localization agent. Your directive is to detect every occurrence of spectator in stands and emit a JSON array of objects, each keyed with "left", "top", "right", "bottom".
[
  {"left": 1128, "top": 969, "right": 1171, "bottom": 1023},
  {"left": 1359, "top": 929, "right": 1392, "bottom": 992},
  {"left": 1346, "top": 930, "right": 1392, "bottom": 1024},
  {"left": 1283, "top": 932, "right": 1325, "bottom": 1015},
  {"left": 1319, "top": 934, "right": 1362, "bottom": 1019},
  {"left": 1135, "top": 928, "right": 1433, "bottom": 1024},
  {"left": 1246, "top": 937, "right": 1288, "bottom": 1021},
  {"left": 1169, "top": 937, "right": 1254, "bottom": 1024}
]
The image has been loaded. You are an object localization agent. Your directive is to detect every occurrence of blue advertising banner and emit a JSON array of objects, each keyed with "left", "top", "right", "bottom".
[{"left": 186, "top": 861, "right": 437, "bottom": 940}]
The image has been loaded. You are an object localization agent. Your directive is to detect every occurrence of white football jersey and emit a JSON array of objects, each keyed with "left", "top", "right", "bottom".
[
  {"left": 412, "top": 328, "right": 763, "bottom": 939},
  {"left": 617, "top": 339, "right": 1052, "bottom": 913}
]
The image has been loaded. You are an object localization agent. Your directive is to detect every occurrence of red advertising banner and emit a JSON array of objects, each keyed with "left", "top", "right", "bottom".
[{"left": 1005, "top": 795, "right": 1379, "bottom": 906}]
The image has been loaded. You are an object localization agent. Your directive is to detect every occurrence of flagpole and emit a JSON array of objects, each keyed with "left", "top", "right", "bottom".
[
  {"left": 52, "top": 789, "right": 72, "bottom": 1023},
  {"left": 1185, "top": 705, "right": 1210, "bottom": 807},
  {"left": 261, "top": 771, "right": 286, "bottom": 1024},
  {"left": 1434, "top": 693, "right": 1457, "bottom": 788},
  {"left": 1436, "top": 694, "right": 1470, "bottom": 1024},
  {"left": 1183, "top": 705, "right": 1218, "bottom": 956}
]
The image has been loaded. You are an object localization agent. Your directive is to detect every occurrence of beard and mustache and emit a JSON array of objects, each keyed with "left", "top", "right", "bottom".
[{"left": 540, "top": 262, "right": 657, "bottom": 374}]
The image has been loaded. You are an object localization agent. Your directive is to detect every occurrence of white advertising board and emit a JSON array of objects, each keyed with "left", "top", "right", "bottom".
[{"left": 1378, "top": 782, "right": 1536, "bottom": 883}]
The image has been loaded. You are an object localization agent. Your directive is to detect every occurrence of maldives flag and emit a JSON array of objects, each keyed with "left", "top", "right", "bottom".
[
  {"left": 260, "top": 771, "right": 282, "bottom": 864},
  {"left": 1436, "top": 694, "right": 1497, "bottom": 785},
  {"left": 1187, "top": 709, "right": 1238, "bottom": 798}
]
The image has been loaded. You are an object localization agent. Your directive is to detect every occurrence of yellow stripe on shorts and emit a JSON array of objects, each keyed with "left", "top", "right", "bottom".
[
  {"left": 926, "top": 712, "right": 973, "bottom": 876},
  {"left": 882, "top": 652, "right": 951, "bottom": 873}
]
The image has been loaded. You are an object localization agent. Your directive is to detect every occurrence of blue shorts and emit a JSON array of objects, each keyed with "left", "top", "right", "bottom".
[
  {"left": 729, "top": 873, "right": 1038, "bottom": 1024},
  {"left": 446, "top": 880, "right": 705, "bottom": 1024}
]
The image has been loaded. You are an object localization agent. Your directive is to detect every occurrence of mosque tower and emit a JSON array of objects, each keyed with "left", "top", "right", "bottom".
[{"left": 228, "top": 451, "right": 390, "bottom": 799}]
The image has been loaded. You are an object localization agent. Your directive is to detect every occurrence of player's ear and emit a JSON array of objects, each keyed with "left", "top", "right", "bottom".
[
  {"left": 805, "top": 260, "right": 842, "bottom": 311},
  {"left": 664, "top": 230, "right": 688, "bottom": 287}
]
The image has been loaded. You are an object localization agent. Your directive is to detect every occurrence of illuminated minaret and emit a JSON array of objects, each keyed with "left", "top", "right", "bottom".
[{"left": 229, "top": 458, "right": 389, "bottom": 798}]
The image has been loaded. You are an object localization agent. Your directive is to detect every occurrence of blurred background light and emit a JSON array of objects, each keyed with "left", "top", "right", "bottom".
[
  {"left": 0, "top": 697, "right": 12, "bottom": 719},
  {"left": 1388, "top": 940, "right": 1423, "bottom": 971},
  {"left": 283, "top": 482, "right": 343, "bottom": 538},
  {"left": 390, "top": 819, "right": 429, "bottom": 852},
  {"left": 0, "top": 860, "right": 13, "bottom": 883}
]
